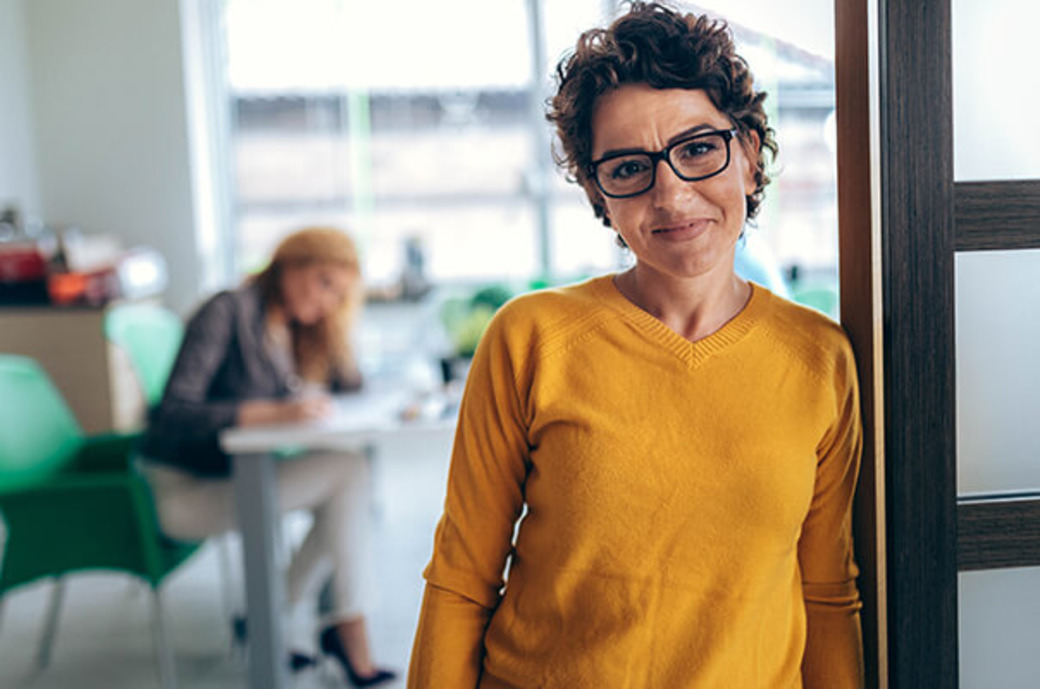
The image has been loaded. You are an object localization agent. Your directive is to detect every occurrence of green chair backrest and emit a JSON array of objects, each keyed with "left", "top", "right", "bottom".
[
  {"left": 105, "top": 303, "right": 184, "bottom": 405},
  {"left": 793, "top": 287, "right": 839, "bottom": 319},
  {"left": 0, "top": 355, "right": 84, "bottom": 489}
]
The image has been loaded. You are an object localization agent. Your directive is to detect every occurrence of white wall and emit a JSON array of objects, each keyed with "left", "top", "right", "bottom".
[
  {"left": 0, "top": 0, "right": 40, "bottom": 218},
  {"left": 19, "top": 0, "right": 205, "bottom": 314}
]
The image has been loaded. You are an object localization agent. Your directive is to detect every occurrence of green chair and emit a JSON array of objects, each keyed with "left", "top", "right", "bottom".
[
  {"left": 104, "top": 302, "right": 185, "bottom": 406},
  {"left": 0, "top": 354, "right": 200, "bottom": 688},
  {"left": 107, "top": 303, "right": 243, "bottom": 649},
  {"left": 105, "top": 303, "right": 240, "bottom": 644},
  {"left": 793, "top": 286, "right": 839, "bottom": 319}
]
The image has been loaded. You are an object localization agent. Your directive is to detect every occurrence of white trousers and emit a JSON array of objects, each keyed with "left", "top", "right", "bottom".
[{"left": 142, "top": 451, "right": 373, "bottom": 627}]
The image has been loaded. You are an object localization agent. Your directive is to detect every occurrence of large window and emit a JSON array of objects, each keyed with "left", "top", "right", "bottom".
[{"left": 216, "top": 0, "right": 838, "bottom": 308}]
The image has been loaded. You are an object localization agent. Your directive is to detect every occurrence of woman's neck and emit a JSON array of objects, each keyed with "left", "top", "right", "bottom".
[{"left": 614, "top": 265, "right": 751, "bottom": 343}]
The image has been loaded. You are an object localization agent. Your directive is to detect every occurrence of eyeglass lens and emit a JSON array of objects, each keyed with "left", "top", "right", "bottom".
[{"left": 595, "top": 131, "right": 732, "bottom": 198}]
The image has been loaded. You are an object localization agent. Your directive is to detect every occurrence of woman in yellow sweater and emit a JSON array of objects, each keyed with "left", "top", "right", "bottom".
[{"left": 409, "top": 3, "right": 863, "bottom": 687}]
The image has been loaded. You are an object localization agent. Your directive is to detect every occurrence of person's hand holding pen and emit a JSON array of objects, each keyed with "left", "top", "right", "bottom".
[{"left": 236, "top": 391, "right": 333, "bottom": 427}]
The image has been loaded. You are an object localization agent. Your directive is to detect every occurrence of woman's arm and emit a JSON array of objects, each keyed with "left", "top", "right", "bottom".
[
  {"left": 329, "top": 355, "right": 363, "bottom": 393},
  {"left": 237, "top": 395, "right": 331, "bottom": 426},
  {"left": 408, "top": 310, "right": 531, "bottom": 688},
  {"left": 151, "top": 293, "right": 241, "bottom": 443},
  {"left": 799, "top": 341, "right": 865, "bottom": 689},
  {"left": 155, "top": 293, "right": 329, "bottom": 437}
]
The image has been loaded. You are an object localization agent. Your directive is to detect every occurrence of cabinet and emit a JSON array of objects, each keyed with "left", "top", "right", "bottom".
[{"left": 0, "top": 306, "right": 146, "bottom": 434}]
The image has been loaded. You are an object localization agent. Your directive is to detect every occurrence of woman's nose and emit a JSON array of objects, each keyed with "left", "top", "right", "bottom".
[{"left": 648, "top": 158, "right": 697, "bottom": 208}]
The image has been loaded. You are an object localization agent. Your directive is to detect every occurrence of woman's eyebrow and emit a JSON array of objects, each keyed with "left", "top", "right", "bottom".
[
  {"left": 665, "top": 123, "right": 723, "bottom": 145},
  {"left": 596, "top": 123, "right": 725, "bottom": 159}
]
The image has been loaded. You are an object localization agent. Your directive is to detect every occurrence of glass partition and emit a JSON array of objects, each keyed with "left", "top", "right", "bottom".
[
  {"left": 952, "top": 0, "right": 1040, "bottom": 181},
  {"left": 959, "top": 567, "right": 1040, "bottom": 688},
  {"left": 954, "top": 1, "right": 1040, "bottom": 685},
  {"left": 955, "top": 249, "right": 1040, "bottom": 497}
]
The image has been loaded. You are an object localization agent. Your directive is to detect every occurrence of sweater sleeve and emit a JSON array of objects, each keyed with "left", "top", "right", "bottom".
[
  {"left": 799, "top": 338, "right": 865, "bottom": 689},
  {"left": 149, "top": 293, "right": 240, "bottom": 447},
  {"left": 408, "top": 308, "right": 531, "bottom": 688},
  {"left": 329, "top": 356, "right": 363, "bottom": 393}
]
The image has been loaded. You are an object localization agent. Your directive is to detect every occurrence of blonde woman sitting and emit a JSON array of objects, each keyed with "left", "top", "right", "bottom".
[{"left": 141, "top": 227, "right": 395, "bottom": 687}]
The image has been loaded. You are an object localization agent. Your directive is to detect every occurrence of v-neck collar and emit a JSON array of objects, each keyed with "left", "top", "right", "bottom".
[{"left": 591, "top": 274, "right": 768, "bottom": 369}]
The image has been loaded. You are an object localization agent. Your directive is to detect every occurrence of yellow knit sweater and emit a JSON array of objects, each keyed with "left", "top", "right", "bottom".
[{"left": 410, "top": 276, "right": 864, "bottom": 688}]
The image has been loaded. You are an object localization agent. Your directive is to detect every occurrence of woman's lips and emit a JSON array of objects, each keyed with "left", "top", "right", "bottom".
[{"left": 651, "top": 219, "right": 711, "bottom": 241}]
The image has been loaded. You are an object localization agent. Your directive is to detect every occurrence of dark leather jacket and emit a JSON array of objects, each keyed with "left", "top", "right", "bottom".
[{"left": 142, "top": 282, "right": 360, "bottom": 477}]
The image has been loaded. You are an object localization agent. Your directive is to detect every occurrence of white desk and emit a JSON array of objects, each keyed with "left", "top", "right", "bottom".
[{"left": 220, "top": 387, "right": 456, "bottom": 689}]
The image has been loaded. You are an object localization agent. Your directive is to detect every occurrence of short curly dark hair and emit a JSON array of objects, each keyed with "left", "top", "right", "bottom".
[{"left": 547, "top": 1, "right": 778, "bottom": 228}]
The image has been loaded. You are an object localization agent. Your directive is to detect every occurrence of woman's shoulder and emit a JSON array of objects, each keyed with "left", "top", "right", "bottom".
[
  {"left": 494, "top": 276, "right": 614, "bottom": 332},
  {"left": 501, "top": 276, "right": 610, "bottom": 317},
  {"left": 754, "top": 287, "right": 856, "bottom": 372},
  {"left": 180, "top": 285, "right": 262, "bottom": 347},
  {"left": 188, "top": 283, "right": 258, "bottom": 322},
  {"left": 482, "top": 276, "right": 617, "bottom": 354}
]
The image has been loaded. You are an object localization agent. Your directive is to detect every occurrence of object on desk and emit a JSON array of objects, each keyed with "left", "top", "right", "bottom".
[
  {"left": 46, "top": 247, "right": 169, "bottom": 306},
  {"left": 46, "top": 271, "right": 89, "bottom": 305},
  {"left": 0, "top": 242, "right": 49, "bottom": 304},
  {"left": 438, "top": 355, "right": 472, "bottom": 385},
  {"left": 113, "top": 247, "right": 169, "bottom": 300},
  {"left": 400, "top": 235, "right": 432, "bottom": 301},
  {"left": 0, "top": 204, "right": 22, "bottom": 238},
  {"left": 398, "top": 390, "right": 450, "bottom": 423},
  {"left": 0, "top": 225, "right": 168, "bottom": 307}
]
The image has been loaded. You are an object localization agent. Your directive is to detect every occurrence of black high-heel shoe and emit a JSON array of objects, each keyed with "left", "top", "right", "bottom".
[
  {"left": 232, "top": 615, "right": 319, "bottom": 672},
  {"left": 318, "top": 626, "right": 397, "bottom": 687}
]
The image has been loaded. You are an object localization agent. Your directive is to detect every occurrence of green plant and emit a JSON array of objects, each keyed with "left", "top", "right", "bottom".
[{"left": 440, "top": 284, "right": 514, "bottom": 358}]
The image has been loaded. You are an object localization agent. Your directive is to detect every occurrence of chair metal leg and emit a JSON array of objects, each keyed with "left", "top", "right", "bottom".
[
  {"left": 149, "top": 586, "right": 178, "bottom": 689},
  {"left": 36, "top": 576, "right": 66, "bottom": 670}
]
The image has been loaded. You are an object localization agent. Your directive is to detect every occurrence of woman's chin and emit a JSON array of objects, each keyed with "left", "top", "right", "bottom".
[{"left": 290, "top": 311, "right": 321, "bottom": 327}]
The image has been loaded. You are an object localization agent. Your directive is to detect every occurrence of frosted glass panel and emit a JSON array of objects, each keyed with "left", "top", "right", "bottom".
[
  {"left": 952, "top": 0, "right": 1040, "bottom": 181},
  {"left": 959, "top": 567, "right": 1040, "bottom": 688},
  {"left": 956, "top": 250, "right": 1040, "bottom": 496}
]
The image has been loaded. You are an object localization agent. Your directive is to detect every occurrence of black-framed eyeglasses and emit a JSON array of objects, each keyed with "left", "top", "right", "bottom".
[{"left": 587, "top": 128, "right": 739, "bottom": 199}]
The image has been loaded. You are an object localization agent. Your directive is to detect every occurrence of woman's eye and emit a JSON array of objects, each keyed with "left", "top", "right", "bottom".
[
  {"left": 609, "top": 159, "right": 650, "bottom": 180},
  {"left": 676, "top": 139, "right": 716, "bottom": 160}
]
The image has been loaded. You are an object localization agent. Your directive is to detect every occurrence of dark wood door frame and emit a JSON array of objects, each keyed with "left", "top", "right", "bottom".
[
  {"left": 954, "top": 181, "right": 1040, "bottom": 250},
  {"left": 859, "top": 0, "right": 1040, "bottom": 687},
  {"left": 835, "top": 0, "right": 886, "bottom": 685},
  {"left": 876, "top": 0, "right": 959, "bottom": 686}
]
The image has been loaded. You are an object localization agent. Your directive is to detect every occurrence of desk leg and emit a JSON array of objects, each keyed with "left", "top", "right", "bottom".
[{"left": 233, "top": 453, "right": 289, "bottom": 689}]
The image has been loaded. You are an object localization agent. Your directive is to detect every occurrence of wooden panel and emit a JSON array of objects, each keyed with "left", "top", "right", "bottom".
[
  {"left": 878, "top": 0, "right": 959, "bottom": 686},
  {"left": 835, "top": 0, "right": 886, "bottom": 685},
  {"left": 0, "top": 307, "right": 114, "bottom": 433},
  {"left": 958, "top": 498, "right": 1040, "bottom": 570},
  {"left": 0, "top": 306, "right": 143, "bottom": 434},
  {"left": 955, "top": 181, "right": 1040, "bottom": 251}
]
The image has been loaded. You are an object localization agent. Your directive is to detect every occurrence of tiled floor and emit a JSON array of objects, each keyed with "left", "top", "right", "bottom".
[{"left": 0, "top": 429, "right": 455, "bottom": 689}]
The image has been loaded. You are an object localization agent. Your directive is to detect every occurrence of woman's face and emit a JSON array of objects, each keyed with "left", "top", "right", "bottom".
[
  {"left": 590, "top": 84, "right": 758, "bottom": 284},
  {"left": 279, "top": 261, "right": 355, "bottom": 326}
]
